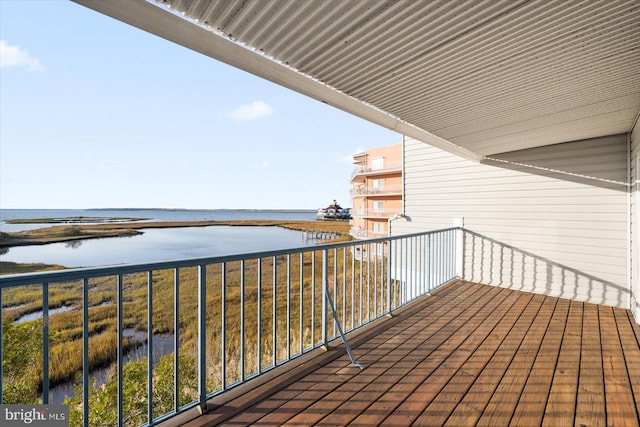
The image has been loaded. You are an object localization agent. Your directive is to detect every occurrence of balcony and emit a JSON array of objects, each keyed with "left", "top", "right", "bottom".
[
  {"left": 350, "top": 208, "right": 402, "bottom": 219},
  {"left": 350, "top": 161, "right": 402, "bottom": 181},
  {"left": 186, "top": 278, "right": 640, "bottom": 427},
  {"left": 1, "top": 228, "right": 639, "bottom": 427},
  {"left": 349, "top": 227, "right": 387, "bottom": 239},
  {"left": 350, "top": 184, "right": 403, "bottom": 197},
  {"left": 0, "top": 229, "right": 457, "bottom": 426}
]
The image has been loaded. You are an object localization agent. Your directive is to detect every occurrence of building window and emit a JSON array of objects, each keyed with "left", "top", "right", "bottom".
[
  {"left": 372, "top": 179, "right": 384, "bottom": 192},
  {"left": 371, "top": 157, "right": 384, "bottom": 170},
  {"left": 372, "top": 222, "right": 385, "bottom": 234},
  {"left": 373, "top": 201, "right": 384, "bottom": 212}
]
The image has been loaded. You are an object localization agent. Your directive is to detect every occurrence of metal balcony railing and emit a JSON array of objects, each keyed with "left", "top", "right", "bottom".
[
  {"left": 349, "top": 228, "right": 389, "bottom": 239},
  {"left": 0, "top": 228, "right": 459, "bottom": 427},
  {"left": 350, "top": 208, "right": 402, "bottom": 218},
  {"left": 350, "top": 184, "right": 403, "bottom": 197},
  {"left": 350, "top": 161, "right": 403, "bottom": 180}
]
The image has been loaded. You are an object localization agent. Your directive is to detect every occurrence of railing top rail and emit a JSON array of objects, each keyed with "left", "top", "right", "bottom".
[{"left": 0, "top": 227, "right": 460, "bottom": 288}]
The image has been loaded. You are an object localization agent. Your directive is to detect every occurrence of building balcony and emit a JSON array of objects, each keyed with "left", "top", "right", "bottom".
[
  {"left": 350, "top": 208, "right": 402, "bottom": 219},
  {"left": 1, "top": 228, "right": 639, "bottom": 427},
  {"left": 350, "top": 161, "right": 402, "bottom": 181},
  {"left": 350, "top": 185, "right": 403, "bottom": 197},
  {"left": 349, "top": 227, "right": 388, "bottom": 239}
]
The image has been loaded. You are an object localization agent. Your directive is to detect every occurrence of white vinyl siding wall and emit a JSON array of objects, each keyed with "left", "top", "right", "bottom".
[
  {"left": 631, "top": 119, "right": 640, "bottom": 322},
  {"left": 395, "top": 135, "right": 629, "bottom": 309}
]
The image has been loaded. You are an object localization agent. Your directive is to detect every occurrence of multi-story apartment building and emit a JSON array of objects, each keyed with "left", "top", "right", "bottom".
[{"left": 350, "top": 143, "right": 402, "bottom": 240}]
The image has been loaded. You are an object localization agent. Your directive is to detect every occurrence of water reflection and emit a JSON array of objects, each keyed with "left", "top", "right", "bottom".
[
  {"left": 0, "top": 226, "right": 323, "bottom": 268},
  {"left": 15, "top": 305, "right": 73, "bottom": 324}
]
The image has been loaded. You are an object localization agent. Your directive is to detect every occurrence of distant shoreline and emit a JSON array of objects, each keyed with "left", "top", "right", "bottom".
[
  {"left": 5, "top": 216, "right": 150, "bottom": 225},
  {"left": 0, "top": 219, "right": 351, "bottom": 249},
  {"left": 1, "top": 208, "right": 316, "bottom": 212},
  {"left": 85, "top": 208, "right": 316, "bottom": 212}
]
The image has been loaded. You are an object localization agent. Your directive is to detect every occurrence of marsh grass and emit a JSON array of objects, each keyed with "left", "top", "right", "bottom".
[
  {"left": 0, "top": 261, "right": 67, "bottom": 275},
  {"left": 2, "top": 240, "right": 396, "bottom": 427}
]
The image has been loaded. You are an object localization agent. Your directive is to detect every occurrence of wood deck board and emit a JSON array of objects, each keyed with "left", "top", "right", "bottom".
[
  {"left": 220, "top": 281, "right": 481, "bottom": 426},
  {"left": 473, "top": 296, "right": 559, "bottom": 427},
  {"left": 600, "top": 306, "right": 640, "bottom": 426},
  {"left": 541, "top": 299, "right": 582, "bottom": 426},
  {"left": 443, "top": 293, "right": 546, "bottom": 427},
  {"left": 281, "top": 284, "right": 502, "bottom": 426},
  {"left": 509, "top": 298, "right": 570, "bottom": 427},
  {"left": 380, "top": 290, "right": 521, "bottom": 426},
  {"left": 335, "top": 286, "right": 517, "bottom": 426},
  {"left": 616, "top": 309, "right": 640, "bottom": 417},
  {"left": 629, "top": 310, "right": 640, "bottom": 345},
  {"left": 456, "top": 295, "right": 556, "bottom": 426},
  {"left": 574, "top": 302, "right": 605, "bottom": 427},
  {"left": 333, "top": 291, "right": 516, "bottom": 426},
  {"left": 414, "top": 291, "right": 538, "bottom": 427},
  {"left": 409, "top": 292, "right": 535, "bottom": 427},
  {"left": 180, "top": 280, "right": 640, "bottom": 427}
]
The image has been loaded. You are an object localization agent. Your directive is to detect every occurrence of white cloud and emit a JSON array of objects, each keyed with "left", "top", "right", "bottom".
[
  {"left": 228, "top": 101, "right": 273, "bottom": 121},
  {"left": 340, "top": 148, "right": 365, "bottom": 165},
  {"left": 0, "top": 40, "right": 43, "bottom": 71},
  {"left": 339, "top": 154, "right": 354, "bottom": 164}
]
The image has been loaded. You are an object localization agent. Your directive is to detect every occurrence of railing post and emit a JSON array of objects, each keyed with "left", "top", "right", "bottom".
[
  {"left": 272, "top": 256, "right": 277, "bottom": 367},
  {"left": 42, "top": 282, "right": 49, "bottom": 404},
  {"left": 322, "top": 249, "right": 328, "bottom": 349},
  {"left": 455, "top": 220, "right": 465, "bottom": 279},
  {"left": 221, "top": 263, "right": 227, "bottom": 390},
  {"left": 117, "top": 274, "right": 124, "bottom": 427},
  {"left": 240, "top": 260, "right": 245, "bottom": 381},
  {"left": 173, "top": 268, "right": 180, "bottom": 414},
  {"left": 426, "top": 234, "right": 431, "bottom": 293},
  {"left": 386, "top": 239, "right": 392, "bottom": 315},
  {"left": 257, "top": 258, "right": 262, "bottom": 373},
  {"left": 299, "top": 253, "right": 303, "bottom": 355},
  {"left": 82, "top": 278, "right": 89, "bottom": 427},
  {"left": 197, "top": 264, "right": 207, "bottom": 414},
  {"left": 147, "top": 271, "right": 153, "bottom": 424},
  {"left": 0, "top": 287, "right": 3, "bottom": 403}
]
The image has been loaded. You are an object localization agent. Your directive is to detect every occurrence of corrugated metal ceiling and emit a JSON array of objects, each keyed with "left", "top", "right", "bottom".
[{"left": 77, "top": 0, "right": 640, "bottom": 158}]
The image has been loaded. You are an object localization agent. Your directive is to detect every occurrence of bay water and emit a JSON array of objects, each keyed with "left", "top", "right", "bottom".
[{"left": 0, "top": 209, "right": 320, "bottom": 268}]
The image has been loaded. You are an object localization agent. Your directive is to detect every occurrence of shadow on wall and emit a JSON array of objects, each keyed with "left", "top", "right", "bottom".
[
  {"left": 462, "top": 229, "right": 629, "bottom": 309},
  {"left": 482, "top": 134, "right": 629, "bottom": 193}
]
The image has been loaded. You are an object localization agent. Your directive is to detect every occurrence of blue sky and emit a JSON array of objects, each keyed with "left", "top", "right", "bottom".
[{"left": 0, "top": 0, "right": 399, "bottom": 210}]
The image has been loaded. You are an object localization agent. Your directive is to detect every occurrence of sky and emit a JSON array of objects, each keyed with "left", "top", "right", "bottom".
[{"left": 0, "top": 0, "right": 399, "bottom": 210}]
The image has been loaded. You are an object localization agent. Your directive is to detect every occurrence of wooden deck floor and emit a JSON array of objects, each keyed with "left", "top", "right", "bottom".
[{"left": 182, "top": 280, "right": 640, "bottom": 427}]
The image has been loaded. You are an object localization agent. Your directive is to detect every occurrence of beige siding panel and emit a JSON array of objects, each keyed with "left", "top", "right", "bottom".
[
  {"left": 396, "top": 134, "right": 629, "bottom": 308},
  {"left": 465, "top": 217, "right": 624, "bottom": 232}
]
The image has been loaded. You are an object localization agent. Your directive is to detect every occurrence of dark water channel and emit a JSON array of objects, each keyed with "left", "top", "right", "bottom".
[
  {"left": 15, "top": 306, "right": 72, "bottom": 324},
  {"left": 9, "top": 305, "right": 176, "bottom": 403},
  {"left": 48, "top": 329, "right": 175, "bottom": 404}
]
